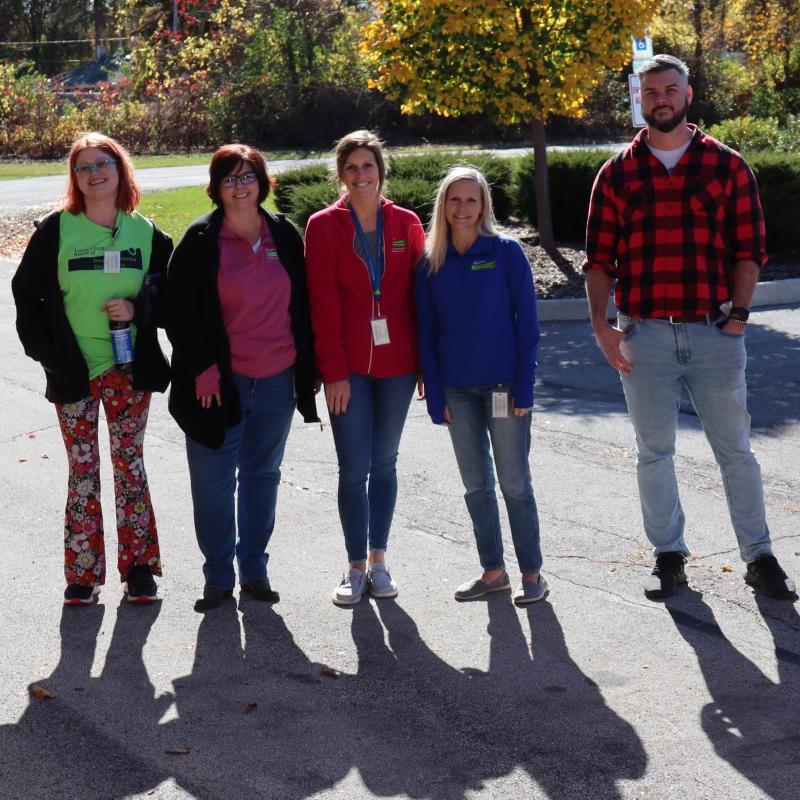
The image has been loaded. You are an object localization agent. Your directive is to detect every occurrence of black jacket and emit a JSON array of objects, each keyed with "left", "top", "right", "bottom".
[
  {"left": 11, "top": 210, "right": 172, "bottom": 403},
  {"left": 165, "top": 208, "right": 320, "bottom": 449}
]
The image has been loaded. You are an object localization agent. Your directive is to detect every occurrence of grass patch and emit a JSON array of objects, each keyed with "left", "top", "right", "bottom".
[
  {"left": 0, "top": 150, "right": 323, "bottom": 181},
  {"left": 138, "top": 186, "right": 278, "bottom": 241}
]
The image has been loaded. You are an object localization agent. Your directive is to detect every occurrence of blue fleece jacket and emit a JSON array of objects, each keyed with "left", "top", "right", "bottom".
[{"left": 415, "top": 235, "right": 540, "bottom": 424}]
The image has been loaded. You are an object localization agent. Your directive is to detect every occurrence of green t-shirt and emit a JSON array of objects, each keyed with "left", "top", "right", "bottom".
[{"left": 58, "top": 210, "right": 154, "bottom": 379}]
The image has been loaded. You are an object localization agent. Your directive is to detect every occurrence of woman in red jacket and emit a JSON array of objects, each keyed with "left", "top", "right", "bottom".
[{"left": 305, "top": 130, "right": 425, "bottom": 606}]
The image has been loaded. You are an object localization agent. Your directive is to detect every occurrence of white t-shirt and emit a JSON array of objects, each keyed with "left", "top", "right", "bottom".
[{"left": 648, "top": 140, "right": 691, "bottom": 173}]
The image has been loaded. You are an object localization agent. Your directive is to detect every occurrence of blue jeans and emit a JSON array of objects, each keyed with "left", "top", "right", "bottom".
[
  {"left": 329, "top": 372, "right": 417, "bottom": 563},
  {"left": 185, "top": 369, "right": 295, "bottom": 588},
  {"left": 618, "top": 315, "right": 772, "bottom": 563},
  {"left": 444, "top": 384, "right": 542, "bottom": 573}
]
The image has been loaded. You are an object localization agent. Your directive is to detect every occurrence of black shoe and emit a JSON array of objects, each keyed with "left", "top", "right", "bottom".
[
  {"left": 745, "top": 555, "right": 797, "bottom": 599},
  {"left": 194, "top": 586, "right": 233, "bottom": 612},
  {"left": 241, "top": 579, "right": 280, "bottom": 603},
  {"left": 64, "top": 584, "right": 99, "bottom": 605},
  {"left": 125, "top": 565, "right": 158, "bottom": 603},
  {"left": 644, "top": 552, "right": 687, "bottom": 599}
]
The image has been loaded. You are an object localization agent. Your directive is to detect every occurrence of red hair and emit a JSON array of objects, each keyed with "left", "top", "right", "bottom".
[{"left": 62, "top": 132, "right": 141, "bottom": 214}]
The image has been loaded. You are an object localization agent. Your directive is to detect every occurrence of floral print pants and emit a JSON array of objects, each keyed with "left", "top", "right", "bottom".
[{"left": 55, "top": 366, "right": 162, "bottom": 586}]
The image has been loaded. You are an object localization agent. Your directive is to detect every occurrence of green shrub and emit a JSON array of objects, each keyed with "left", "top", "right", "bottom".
[
  {"left": 707, "top": 116, "right": 780, "bottom": 153},
  {"left": 273, "top": 164, "right": 332, "bottom": 212},
  {"left": 749, "top": 152, "right": 800, "bottom": 253},
  {"left": 776, "top": 115, "right": 800, "bottom": 153},
  {"left": 286, "top": 181, "right": 340, "bottom": 229},
  {"left": 385, "top": 177, "right": 436, "bottom": 224},
  {"left": 389, "top": 152, "right": 513, "bottom": 221},
  {"left": 512, "top": 149, "right": 615, "bottom": 242}
]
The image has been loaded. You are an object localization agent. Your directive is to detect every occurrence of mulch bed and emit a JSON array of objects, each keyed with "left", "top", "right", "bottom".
[{"left": 2, "top": 210, "right": 798, "bottom": 299}]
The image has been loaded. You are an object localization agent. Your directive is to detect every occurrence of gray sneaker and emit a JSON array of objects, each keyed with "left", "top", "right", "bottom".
[
  {"left": 513, "top": 575, "right": 549, "bottom": 606},
  {"left": 367, "top": 562, "right": 398, "bottom": 598},
  {"left": 454, "top": 571, "right": 511, "bottom": 601},
  {"left": 332, "top": 568, "right": 369, "bottom": 606}
]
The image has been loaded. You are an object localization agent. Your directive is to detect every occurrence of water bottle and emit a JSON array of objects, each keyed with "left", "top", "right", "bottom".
[{"left": 110, "top": 321, "right": 134, "bottom": 364}]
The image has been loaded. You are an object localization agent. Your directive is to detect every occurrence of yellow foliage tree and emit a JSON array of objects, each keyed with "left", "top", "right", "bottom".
[{"left": 362, "top": 0, "right": 658, "bottom": 250}]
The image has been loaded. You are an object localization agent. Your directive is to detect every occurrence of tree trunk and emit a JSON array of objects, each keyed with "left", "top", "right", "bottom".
[{"left": 532, "top": 118, "right": 555, "bottom": 253}]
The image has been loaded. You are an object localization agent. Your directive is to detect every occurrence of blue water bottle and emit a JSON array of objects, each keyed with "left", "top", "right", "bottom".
[{"left": 110, "top": 321, "right": 134, "bottom": 364}]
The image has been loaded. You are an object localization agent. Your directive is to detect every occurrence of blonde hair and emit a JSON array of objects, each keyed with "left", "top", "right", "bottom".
[
  {"left": 424, "top": 166, "right": 501, "bottom": 273},
  {"left": 334, "top": 129, "right": 387, "bottom": 196}
]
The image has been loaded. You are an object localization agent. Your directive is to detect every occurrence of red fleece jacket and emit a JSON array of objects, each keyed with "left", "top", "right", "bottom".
[{"left": 305, "top": 197, "right": 425, "bottom": 382}]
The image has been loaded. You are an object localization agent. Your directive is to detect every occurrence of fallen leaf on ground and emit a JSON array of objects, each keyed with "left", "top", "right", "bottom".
[
  {"left": 30, "top": 685, "right": 56, "bottom": 700},
  {"left": 721, "top": 565, "right": 734, "bottom": 572},
  {"left": 27, "top": 434, "right": 36, "bottom": 439},
  {"left": 321, "top": 667, "right": 342, "bottom": 679},
  {"left": 19, "top": 459, "right": 26, "bottom": 463},
  {"left": 41, "top": 455, "right": 49, "bottom": 459},
  {"left": 164, "top": 748, "right": 190, "bottom": 755},
  {"left": 244, "top": 703, "right": 257, "bottom": 714}
]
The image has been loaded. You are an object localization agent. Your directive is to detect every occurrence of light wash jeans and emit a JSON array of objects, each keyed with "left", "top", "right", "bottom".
[
  {"left": 329, "top": 371, "right": 417, "bottom": 563},
  {"left": 444, "top": 384, "right": 542, "bottom": 574},
  {"left": 185, "top": 369, "right": 295, "bottom": 589},
  {"left": 618, "top": 315, "right": 772, "bottom": 563}
]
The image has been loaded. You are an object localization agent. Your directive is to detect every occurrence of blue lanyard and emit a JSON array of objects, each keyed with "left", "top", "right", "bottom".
[{"left": 349, "top": 205, "right": 384, "bottom": 298}]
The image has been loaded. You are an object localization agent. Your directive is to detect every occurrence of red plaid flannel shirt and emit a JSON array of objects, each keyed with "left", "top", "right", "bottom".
[{"left": 583, "top": 125, "right": 766, "bottom": 318}]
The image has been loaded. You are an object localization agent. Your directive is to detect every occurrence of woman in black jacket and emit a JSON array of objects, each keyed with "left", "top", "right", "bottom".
[
  {"left": 12, "top": 132, "right": 171, "bottom": 606},
  {"left": 166, "top": 144, "right": 319, "bottom": 611}
]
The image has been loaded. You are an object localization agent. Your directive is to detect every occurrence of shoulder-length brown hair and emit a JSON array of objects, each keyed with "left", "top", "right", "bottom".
[
  {"left": 62, "top": 132, "right": 140, "bottom": 214},
  {"left": 207, "top": 144, "right": 275, "bottom": 207}
]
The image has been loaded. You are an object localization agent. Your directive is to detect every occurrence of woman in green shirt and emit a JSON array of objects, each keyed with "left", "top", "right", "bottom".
[{"left": 12, "top": 133, "right": 172, "bottom": 605}]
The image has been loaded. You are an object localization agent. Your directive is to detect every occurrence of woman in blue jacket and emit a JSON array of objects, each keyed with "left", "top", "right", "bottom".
[{"left": 415, "top": 166, "right": 546, "bottom": 606}]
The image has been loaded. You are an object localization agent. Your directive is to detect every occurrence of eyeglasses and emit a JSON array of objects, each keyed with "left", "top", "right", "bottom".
[
  {"left": 221, "top": 172, "right": 258, "bottom": 189},
  {"left": 73, "top": 158, "right": 118, "bottom": 177}
]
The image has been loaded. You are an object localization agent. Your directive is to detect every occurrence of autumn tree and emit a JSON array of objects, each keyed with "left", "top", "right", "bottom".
[{"left": 362, "top": 0, "right": 658, "bottom": 251}]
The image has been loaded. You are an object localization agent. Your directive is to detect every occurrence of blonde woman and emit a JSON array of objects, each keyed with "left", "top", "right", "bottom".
[{"left": 415, "top": 166, "right": 546, "bottom": 606}]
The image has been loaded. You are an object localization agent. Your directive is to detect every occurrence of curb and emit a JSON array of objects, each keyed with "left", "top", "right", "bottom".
[{"left": 537, "top": 277, "right": 800, "bottom": 322}]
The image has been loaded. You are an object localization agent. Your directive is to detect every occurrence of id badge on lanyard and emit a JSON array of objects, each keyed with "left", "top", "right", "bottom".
[
  {"left": 104, "top": 251, "right": 121, "bottom": 273},
  {"left": 350, "top": 205, "right": 389, "bottom": 347}
]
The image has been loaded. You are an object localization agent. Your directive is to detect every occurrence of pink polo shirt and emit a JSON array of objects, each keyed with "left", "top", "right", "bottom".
[{"left": 196, "top": 218, "right": 296, "bottom": 396}]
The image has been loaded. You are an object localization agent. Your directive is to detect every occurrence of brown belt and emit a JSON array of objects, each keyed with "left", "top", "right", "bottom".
[{"left": 663, "top": 311, "right": 723, "bottom": 325}]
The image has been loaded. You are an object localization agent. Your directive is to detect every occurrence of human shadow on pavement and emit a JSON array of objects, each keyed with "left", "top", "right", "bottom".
[
  {"left": 0, "top": 599, "right": 172, "bottom": 799},
  {"left": 536, "top": 315, "right": 800, "bottom": 432},
  {"left": 666, "top": 590, "right": 800, "bottom": 800},
  {"left": 348, "top": 598, "right": 647, "bottom": 799},
  {"left": 164, "top": 599, "right": 354, "bottom": 800}
]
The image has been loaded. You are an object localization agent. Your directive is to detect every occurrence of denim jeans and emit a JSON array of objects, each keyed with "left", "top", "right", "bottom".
[
  {"left": 329, "top": 372, "right": 417, "bottom": 563},
  {"left": 443, "top": 384, "right": 542, "bottom": 573},
  {"left": 618, "top": 315, "right": 772, "bottom": 563},
  {"left": 185, "top": 369, "right": 295, "bottom": 588}
]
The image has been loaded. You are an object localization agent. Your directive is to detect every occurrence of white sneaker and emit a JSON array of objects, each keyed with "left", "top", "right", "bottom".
[
  {"left": 332, "top": 568, "right": 368, "bottom": 606},
  {"left": 367, "top": 562, "right": 398, "bottom": 599}
]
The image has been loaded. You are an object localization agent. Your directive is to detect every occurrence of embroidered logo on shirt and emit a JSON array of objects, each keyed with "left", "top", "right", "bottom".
[
  {"left": 265, "top": 248, "right": 279, "bottom": 259},
  {"left": 471, "top": 259, "right": 496, "bottom": 271},
  {"left": 391, "top": 239, "right": 407, "bottom": 253}
]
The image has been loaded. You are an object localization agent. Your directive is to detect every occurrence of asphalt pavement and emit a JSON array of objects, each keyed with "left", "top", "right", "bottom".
[{"left": 1, "top": 252, "right": 798, "bottom": 799}]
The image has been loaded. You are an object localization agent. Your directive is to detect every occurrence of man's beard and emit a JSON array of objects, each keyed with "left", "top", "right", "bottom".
[{"left": 643, "top": 99, "right": 689, "bottom": 133}]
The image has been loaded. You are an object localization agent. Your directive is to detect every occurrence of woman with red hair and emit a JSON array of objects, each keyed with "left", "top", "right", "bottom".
[{"left": 12, "top": 132, "right": 172, "bottom": 605}]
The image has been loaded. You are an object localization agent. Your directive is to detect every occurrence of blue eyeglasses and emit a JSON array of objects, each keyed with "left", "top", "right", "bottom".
[
  {"left": 74, "top": 158, "right": 118, "bottom": 177},
  {"left": 221, "top": 172, "right": 258, "bottom": 189}
]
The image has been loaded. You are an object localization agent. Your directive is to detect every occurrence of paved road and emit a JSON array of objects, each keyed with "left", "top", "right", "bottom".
[
  {"left": 1, "top": 256, "right": 798, "bottom": 799},
  {"left": 0, "top": 146, "right": 625, "bottom": 212}
]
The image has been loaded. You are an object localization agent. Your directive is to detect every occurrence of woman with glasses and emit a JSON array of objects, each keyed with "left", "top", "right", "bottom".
[
  {"left": 415, "top": 166, "right": 546, "bottom": 606},
  {"left": 12, "top": 132, "right": 171, "bottom": 605},
  {"left": 304, "top": 130, "right": 426, "bottom": 605},
  {"left": 166, "top": 144, "right": 319, "bottom": 612}
]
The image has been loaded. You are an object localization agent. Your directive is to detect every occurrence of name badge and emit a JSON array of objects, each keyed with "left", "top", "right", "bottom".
[
  {"left": 104, "top": 251, "right": 121, "bottom": 273},
  {"left": 492, "top": 391, "right": 509, "bottom": 418},
  {"left": 371, "top": 316, "right": 390, "bottom": 346}
]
